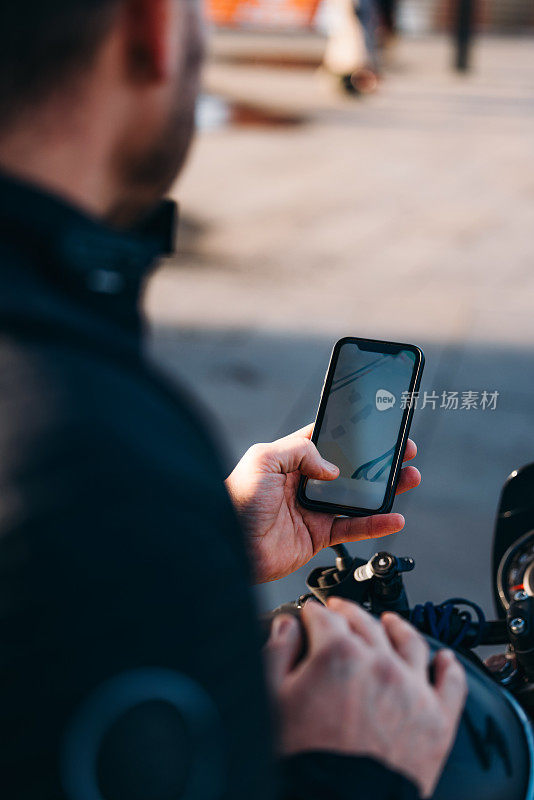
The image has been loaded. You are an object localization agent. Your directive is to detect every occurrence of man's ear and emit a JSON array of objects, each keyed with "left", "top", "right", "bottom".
[{"left": 123, "top": 0, "right": 179, "bottom": 84}]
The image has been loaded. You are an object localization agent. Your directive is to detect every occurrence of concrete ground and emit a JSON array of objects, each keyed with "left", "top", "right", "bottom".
[{"left": 144, "top": 34, "right": 534, "bottom": 623}]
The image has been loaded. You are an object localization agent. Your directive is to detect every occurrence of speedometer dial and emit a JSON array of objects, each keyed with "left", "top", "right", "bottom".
[{"left": 497, "top": 530, "right": 534, "bottom": 610}]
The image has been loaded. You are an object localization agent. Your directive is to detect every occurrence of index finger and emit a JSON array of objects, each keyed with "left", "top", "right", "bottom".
[
  {"left": 328, "top": 597, "right": 390, "bottom": 651},
  {"left": 286, "top": 423, "right": 314, "bottom": 440},
  {"left": 301, "top": 600, "right": 352, "bottom": 655}
]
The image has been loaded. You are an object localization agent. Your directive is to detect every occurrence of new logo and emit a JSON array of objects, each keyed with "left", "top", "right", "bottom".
[{"left": 376, "top": 389, "right": 396, "bottom": 411}]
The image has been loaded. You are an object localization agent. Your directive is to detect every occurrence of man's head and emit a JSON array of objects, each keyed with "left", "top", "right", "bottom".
[{"left": 0, "top": 0, "right": 204, "bottom": 224}]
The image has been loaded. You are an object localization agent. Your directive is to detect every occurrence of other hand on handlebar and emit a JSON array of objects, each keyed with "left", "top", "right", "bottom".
[{"left": 264, "top": 598, "right": 467, "bottom": 798}]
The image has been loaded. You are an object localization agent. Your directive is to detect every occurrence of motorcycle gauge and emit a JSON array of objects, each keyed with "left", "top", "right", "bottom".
[{"left": 497, "top": 530, "right": 534, "bottom": 611}]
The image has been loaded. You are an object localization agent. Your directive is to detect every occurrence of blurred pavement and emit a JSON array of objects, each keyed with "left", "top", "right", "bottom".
[{"left": 144, "top": 34, "right": 534, "bottom": 619}]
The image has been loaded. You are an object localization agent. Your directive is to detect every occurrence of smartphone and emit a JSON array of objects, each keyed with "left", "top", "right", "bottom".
[{"left": 297, "top": 337, "right": 424, "bottom": 517}]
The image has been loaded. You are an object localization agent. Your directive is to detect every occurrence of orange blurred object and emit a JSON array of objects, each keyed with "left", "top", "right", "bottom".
[{"left": 207, "top": 0, "right": 322, "bottom": 29}]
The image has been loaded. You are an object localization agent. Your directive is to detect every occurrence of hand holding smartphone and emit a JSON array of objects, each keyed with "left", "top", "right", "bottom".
[{"left": 298, "top": 337, "right": 424, "bottom": 517}]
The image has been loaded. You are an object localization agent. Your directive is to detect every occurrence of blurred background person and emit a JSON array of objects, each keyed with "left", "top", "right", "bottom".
[{"left": 323, "top": 0, "right": 380, "bottom": 93}]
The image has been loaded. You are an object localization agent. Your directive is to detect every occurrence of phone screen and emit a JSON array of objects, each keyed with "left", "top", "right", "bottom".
[{"left": 304, "top": 340, "right": 420, "bottom": 512}]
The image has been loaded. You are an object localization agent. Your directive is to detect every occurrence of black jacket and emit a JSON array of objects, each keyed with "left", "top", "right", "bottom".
[{"left": 0, "top": 173, "right": 417, "bottom": 800}]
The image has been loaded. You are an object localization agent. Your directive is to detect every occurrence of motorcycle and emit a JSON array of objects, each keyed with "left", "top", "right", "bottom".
[{"left": 265, "top": 464, "right": 534, "bottom": 800}]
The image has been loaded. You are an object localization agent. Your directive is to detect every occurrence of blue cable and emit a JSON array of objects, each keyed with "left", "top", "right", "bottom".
[{"left": 410, "top": 597, "right": 486, "bottom": 649}]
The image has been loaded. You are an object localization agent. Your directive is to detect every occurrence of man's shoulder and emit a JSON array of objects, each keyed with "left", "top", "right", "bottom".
[{"left": 0, "top": 331, "right": 224, "bottom": 484}]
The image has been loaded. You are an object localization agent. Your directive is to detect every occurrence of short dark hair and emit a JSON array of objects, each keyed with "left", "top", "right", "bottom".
[{"left": 0, "top": 1, "right": 119, "bottom": 129}]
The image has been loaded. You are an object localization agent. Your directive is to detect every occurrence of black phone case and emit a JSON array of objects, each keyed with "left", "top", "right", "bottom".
[{"left": 297, "top": 336, "right": 425, "bottom": 517}]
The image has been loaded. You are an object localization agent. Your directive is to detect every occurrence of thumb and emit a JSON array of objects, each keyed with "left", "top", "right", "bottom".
[{"left": 264, "top": 615, "right": 302, "bottom": 689}]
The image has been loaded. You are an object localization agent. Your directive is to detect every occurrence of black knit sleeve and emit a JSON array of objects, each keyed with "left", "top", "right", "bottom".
[{"left": 281, "top": 752, "right": 420, "bottom": 800}]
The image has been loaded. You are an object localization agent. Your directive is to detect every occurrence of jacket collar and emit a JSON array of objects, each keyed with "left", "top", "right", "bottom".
[{"left": 0, "top": 170, "right": 177, "bottom": 334}]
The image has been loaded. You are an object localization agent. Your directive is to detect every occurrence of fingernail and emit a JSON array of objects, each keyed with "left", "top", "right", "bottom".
[{"left": 323, "top": 459, "right": 339, "bottom": 474}]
